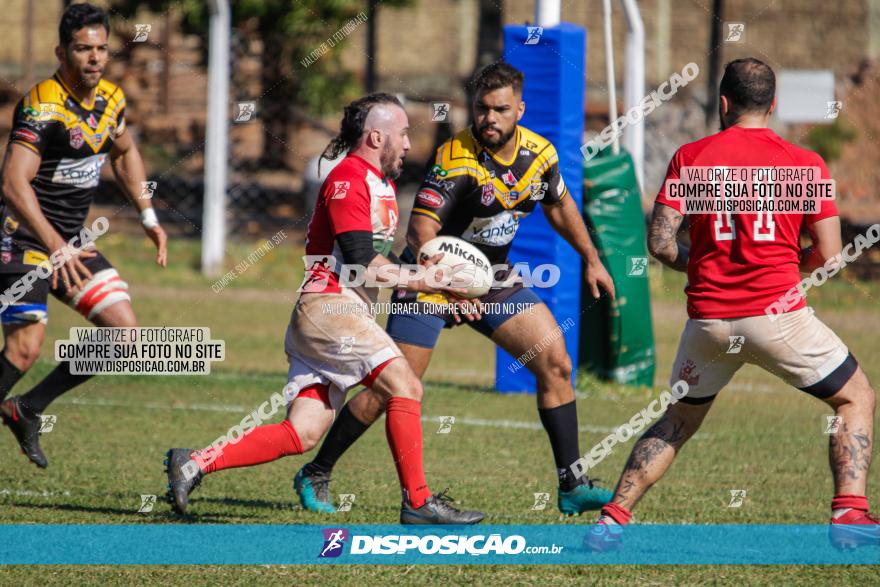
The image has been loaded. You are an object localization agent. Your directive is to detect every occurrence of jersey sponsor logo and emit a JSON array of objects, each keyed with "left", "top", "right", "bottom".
[
  {"left": 530, "top": 180, "right": 549, "bottom": 201},
  {"left": 437, "top": 239, "right": 490, "bottom": 270},
  {"left": 69, "top": 127, "right": 84, "bottom": 149},
  {"left": 12, "top": 128, "right": 39, "bottom": 144},
  {"left": 501, "top": 169, "right": 517, "bottom": 186},
  {"left": 461, "top": 210, "right": 525, "bottom": 246},
  {"left": 86, "top": 113, "right": 99, "bottom": 129},
  {"left": 331, "top": 181, "right": 350, "bottom": 199},
  {"left": 416, "top": 189, "right": 443, "bottom": 208},
  {"left": 519, "top": 149, "right": 531, "bottom": 156},
  {"left": 505, "top": 190, "right": 520, "bottom": 205},
  {"left": 50, "top": 154, "right": 107, "bottom": 188},
  {"left": 430, "top": 164, "right": 448, "bottom": 178},
  {"left": 23, "top": 250, "right": 49, "bottom": 267},
  {"left": 425, "top": 177, "right": 455, "bottom": 193},
  {"left": 481, "top": 183, "right": 495, "bottom": 206}
]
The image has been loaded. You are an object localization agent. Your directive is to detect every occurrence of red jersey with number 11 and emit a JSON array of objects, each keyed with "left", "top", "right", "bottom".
[{"left": 655, "top": 126, "right": 837, "bottom": 319}]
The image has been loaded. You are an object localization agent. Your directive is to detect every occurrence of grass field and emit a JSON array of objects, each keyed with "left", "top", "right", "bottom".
[{"left": 0, "top": 232, "right": 878, "bottom": 584}]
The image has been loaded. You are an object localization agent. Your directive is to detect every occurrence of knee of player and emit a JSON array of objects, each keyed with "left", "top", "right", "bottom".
[
  {"left": 826, "top": 368, "right": 875, "bottom": 411},
  {"left": 541, "top": 351, "right": 573, "bottom": 382},
  {"left": 294, "top": 424, "right": 326, "bottom": 453},
  {"left": 402, "top": 378, "right": 423, "bottom": 402},
  {"left": 855, "top": 380, "right": 877, "bottom": 414},
  {"left": 98, "top": 313, "right": 138, "bottom": 328},
  {"left": 6, "top": 342, "right": 40, "bottom": 371},
  {"left": 389, "top": 376, "right": 423, "bottom": 402}
]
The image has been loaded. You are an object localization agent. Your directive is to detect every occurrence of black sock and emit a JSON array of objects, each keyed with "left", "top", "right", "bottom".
[
  {"left": 307, "top": 403, "right": 370, "bottom": 473},
  {"left": 538, "top": 400, "right": 583, "bottom": 491},
  {"left": 0, "top": 351, "right": 24, "bottom": 403},
  {"left": 19, "top": 361, "right": 93, "bottom": 416}
]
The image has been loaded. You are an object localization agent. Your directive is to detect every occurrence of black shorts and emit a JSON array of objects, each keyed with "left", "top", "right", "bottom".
[{"left": 0, "top": 249, "right": 128, "bottom": 325}]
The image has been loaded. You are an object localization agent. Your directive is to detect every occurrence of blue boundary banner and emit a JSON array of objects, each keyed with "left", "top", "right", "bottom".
[
  {"left": 497, "top": 24, "right": 586, "bottom": 393},
  {"left": 0, "top": 525, "right": 876, "bottom": 565}
]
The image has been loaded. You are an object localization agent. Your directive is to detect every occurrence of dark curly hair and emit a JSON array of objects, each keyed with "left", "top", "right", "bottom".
[
  {"left": 59, "top": 2, "right": 109, "bottom": 47},
  {"left": 470, "top": 62, "right": 524, "bottom": 95},
  {"left": 321, "top": 93, "right": 403, "bottom": 170}
]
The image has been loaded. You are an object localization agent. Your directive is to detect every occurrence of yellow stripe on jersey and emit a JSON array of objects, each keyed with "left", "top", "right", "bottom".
[
  {"left": 412, "top": 208, "right": 442, "bottom": 223},
  {"left": 11, "top": 140, "right": 39, "bottom": 154}
]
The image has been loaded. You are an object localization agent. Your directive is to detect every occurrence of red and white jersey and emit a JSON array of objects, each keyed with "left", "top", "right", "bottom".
[
  {"left": 655, "top": 126, "right": 838, "bottom": 319},
  {"left": 301, "top": 154, "right": 399, "bottom": 302}
]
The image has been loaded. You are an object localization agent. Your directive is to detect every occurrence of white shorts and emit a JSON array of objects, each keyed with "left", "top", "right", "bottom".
[
  {"left": 671, "top": 307, "right": 856, "bottom": 402},
  {"left": 282, "top": 288, "right": 401, "bottom": 411}
]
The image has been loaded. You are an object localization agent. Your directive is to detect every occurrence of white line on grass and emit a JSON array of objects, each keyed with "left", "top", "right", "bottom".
[
  {"left": 0, "top": 489, "right": 72, "bottom": 498},
  {"left": 53, "top": 396, "right": 709, "bottom": 437}
]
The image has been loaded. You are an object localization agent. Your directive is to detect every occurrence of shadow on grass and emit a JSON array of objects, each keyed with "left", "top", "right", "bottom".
[{"left": 8, "top": 500, "right": 244, "bottom": 523}]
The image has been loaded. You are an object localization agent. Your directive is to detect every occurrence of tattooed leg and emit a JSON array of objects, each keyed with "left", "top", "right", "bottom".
[
  {"left": 823, "top": 367, "right": 875, "bottom": 496},
  {"left": 610, "top": 401, "right": 713, "bottom": 510}
]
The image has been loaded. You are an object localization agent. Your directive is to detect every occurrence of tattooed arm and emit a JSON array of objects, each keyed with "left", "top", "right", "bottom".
[{"left": 647, "top": 203, "right": 689, "bottom": 273}]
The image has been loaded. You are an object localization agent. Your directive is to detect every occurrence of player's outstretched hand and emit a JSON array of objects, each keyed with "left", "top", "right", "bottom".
[
  {"left": 585, "top": 260, "right": 616, "bottom": 300},
  {"left": 51, "top": 245, "right": 96, "bottom": 291},
  {"left": 145, "top": 224, "right": 168, "bottom": 267}
]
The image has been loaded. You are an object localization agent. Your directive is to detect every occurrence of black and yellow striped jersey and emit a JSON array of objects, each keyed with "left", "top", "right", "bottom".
[
  {"left": 411, "top": 125, "right": 568, "bottom": 267},
  {"left": 2, "top": 73, "right": 126, "bottom": 250}
]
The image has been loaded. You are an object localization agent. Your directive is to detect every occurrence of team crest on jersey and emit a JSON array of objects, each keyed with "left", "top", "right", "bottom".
[
  {"left": 481, "top": 183, "right": 495, "bottom": 206},
  {"left": 3, "top": 217, "right": 19, "bottom": 235},
  {"left": 501, "top": 169, "right": 517, "bottom": 186},
  {"left": 331, "top": 181, "right": 350, "bottom": 200},
  {"left": 69, "top": 127, "right": 84, "bottom": 149},
  {"left": 530, "top": 180, "right": 549, "bottom": 201}
]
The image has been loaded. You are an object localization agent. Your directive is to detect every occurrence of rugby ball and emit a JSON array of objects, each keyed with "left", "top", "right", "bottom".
[{"left": 418, "top": 236, "right": 493, "bottom": 299}]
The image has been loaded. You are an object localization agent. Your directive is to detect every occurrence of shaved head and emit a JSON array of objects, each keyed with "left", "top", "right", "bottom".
[
  {"left": 364, "top": 102, "right": 398, "bottom": 134},
  {"left": 323, "top": 93, "right": 410, "bottom": 179},
  {"left": 332, "top": 97, "right": 410, "bottom": 180}
]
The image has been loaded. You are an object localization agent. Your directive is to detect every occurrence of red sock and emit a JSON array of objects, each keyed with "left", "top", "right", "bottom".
[
  {"left": 832, "top": 494, "right": 869, "bottom": 512},
  {"left": 194, "top": 420, "right": 303, "bottom": 474},
  {"left": 601, "top": 502, "right": 632, "bottom": 525},
  {"left": 385, "top": 397, "right": 432, "bottom": 508}
]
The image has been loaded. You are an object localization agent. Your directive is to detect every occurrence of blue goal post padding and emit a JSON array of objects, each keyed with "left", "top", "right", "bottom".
[{"left": 496, "top": 23, "right": 586, "bottom": 393}]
